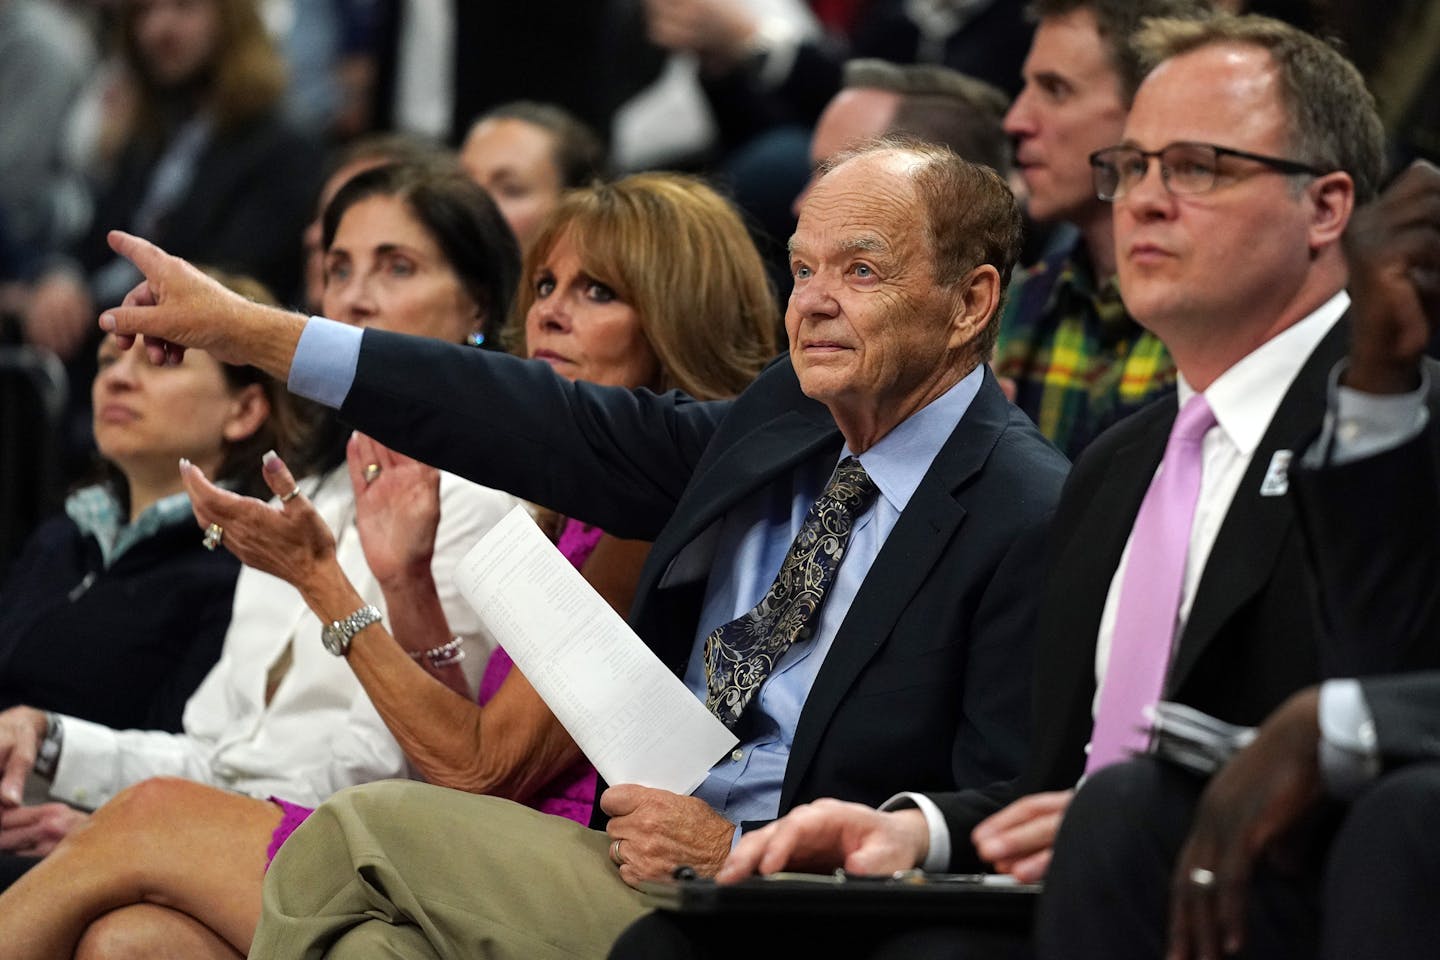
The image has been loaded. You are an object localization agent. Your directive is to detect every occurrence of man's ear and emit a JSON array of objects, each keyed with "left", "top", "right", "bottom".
[
  {"left": 1307, "top": 170, "right": 1355, "bottom": 254},
  {"left": 948, "top": 263, "right": 1002, "bottom": 350},
  {"left": 222, "top": 383, "right": 271, "bottom": 443}
]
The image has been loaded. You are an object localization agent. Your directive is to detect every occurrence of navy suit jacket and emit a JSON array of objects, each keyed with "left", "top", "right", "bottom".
[{"left": 338, "top": 332, "right": 1069, "bottom": 822}]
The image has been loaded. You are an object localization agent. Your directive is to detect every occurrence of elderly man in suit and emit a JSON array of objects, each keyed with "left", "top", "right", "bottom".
[
  {"left": 703, "top": 10, "right": 1436, "bottom": 931},
  {"left": 85, "top": 140, "right": 1068, "bottom": 958}
]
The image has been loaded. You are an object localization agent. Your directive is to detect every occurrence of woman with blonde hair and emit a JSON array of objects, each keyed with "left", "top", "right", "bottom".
[{"left": 0, "top": 169, "right": 779, "bottom": 958}]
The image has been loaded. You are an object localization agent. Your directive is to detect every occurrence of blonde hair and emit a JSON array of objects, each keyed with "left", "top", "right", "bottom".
[{"left": 506, "top": 173, "right": 779, "bottom": 401}]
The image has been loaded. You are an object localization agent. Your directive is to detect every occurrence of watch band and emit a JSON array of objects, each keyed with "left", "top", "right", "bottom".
[
  {"left": 34, "top": 712, "right": 63, "bottom": 779},
  {"left": 321, "top": 604, "right": 383, "bottom": 657}
]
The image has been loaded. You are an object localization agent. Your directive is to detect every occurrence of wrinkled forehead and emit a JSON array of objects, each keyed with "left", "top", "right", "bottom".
[{"left": 793, "top": 153, "right": 926, "bottom": 252}]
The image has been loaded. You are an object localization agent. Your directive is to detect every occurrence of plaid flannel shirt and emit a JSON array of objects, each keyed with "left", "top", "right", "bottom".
[{"left": 994, "top": 238, "right": 1177, "bottom": 459}]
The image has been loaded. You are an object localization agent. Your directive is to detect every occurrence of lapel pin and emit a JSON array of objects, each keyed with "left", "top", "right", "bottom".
[{"left": 1259, "top": 449, "right": 1292, "bottom": 497}]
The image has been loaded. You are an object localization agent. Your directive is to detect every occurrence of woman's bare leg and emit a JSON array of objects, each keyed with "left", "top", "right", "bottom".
[
  {"left": 75, "top": 904, "right": 243, "bottom": 960},
  {"left": 0, "top": 777, "right": 282, "bottom": 959}
]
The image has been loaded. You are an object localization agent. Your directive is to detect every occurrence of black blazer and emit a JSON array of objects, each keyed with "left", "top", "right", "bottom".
[
  {"left": 339, "top": 332, "right": 1069, "bottom": 821},
  {"left": 933, "top": 318, "right": 1440, "bottom": 866}
]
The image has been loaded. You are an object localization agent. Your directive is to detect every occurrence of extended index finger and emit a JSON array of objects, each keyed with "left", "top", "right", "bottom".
[{"left": 107, "top": 230, "right": 171, "bottom": 278}]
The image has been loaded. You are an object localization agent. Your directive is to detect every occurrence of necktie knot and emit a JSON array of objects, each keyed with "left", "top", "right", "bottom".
[
  {"left": 822, "top": 457, "right": 879, "bottom": 516},
  {"left": 1170, "top": 394, "right": 1216, "bottom": 446}
]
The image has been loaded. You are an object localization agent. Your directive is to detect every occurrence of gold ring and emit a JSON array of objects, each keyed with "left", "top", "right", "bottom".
[
  {"left": 280, "top": 486, "right": 302, "bottom": 503},
  {"left": 364, "top": 463, "right": 382, "bottom": 484},
  {"left": 202, "top": 523, "right": 224, "bottom": 551},
  {"left": 1189, "top": 867, "right": 1217, "bottom": 890},
  {"left": 609, "top": 838, "right": 624, "bottom": 866}
]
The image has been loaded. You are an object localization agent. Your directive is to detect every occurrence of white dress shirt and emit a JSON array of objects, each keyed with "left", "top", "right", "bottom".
[
  {"left": 890, "top": 291, "right": 1351, "bottom": 870},
  {"left": 50, "top": 468, "right": 517, "bottom": 810},
  {"left": 1089, "top": 291, "right": 1350, "bottom": 729}
]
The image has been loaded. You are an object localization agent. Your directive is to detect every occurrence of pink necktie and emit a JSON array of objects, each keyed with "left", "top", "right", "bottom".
[{"left": 1086, "top": 394, "right": 1217, "bottom": 775}]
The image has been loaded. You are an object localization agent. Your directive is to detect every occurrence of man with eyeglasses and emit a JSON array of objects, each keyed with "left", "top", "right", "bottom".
[
  {"left": 992, "top": 0, "right": 1208, "bottom": 460},
  {"left": 643, "top": 13, "right": 1440, "bottom": 960}
]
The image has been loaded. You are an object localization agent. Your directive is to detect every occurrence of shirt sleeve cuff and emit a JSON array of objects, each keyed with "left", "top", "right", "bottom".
[
  {"left": 1319, "top": 678, "right": 1382, "bottom": 800},
  {"left": 1306, "top": 361, "right": 1430, "bottom": 467},
  {"left": 880, "top": 791, "right": 950, "bottom": 872},
  {"left": 287, "top": 317, "right": 362, "bottom": 409},
  {"left": 48, "top": 715, "right": 121, "bottom": 811}
]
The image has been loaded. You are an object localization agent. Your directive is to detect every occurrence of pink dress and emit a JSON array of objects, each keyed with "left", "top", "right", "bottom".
[{"left": 266, "top": 519, "right": 605, "bottom": 864}]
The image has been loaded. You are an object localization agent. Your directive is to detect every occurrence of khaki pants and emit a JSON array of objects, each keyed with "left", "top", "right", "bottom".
[{"left": 251, "top": 780, "right": 657, "bottom": 959}]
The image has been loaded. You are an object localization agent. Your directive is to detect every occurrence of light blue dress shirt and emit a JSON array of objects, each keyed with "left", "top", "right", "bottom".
[
  {"left": 682, "top": 368, "right": 983, "bottom": 832},
  {"left": 288, "top": 320, "right": 985, "bottom": 833}
]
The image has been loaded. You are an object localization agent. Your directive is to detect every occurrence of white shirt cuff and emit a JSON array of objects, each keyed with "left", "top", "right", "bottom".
[
  {"left": 1319, "top": 678, "right": 1382, "bottom": 800},
  {"left": 1309, "top": 361, "right": 1430, "bottom": 466},
  {"left": 880, "top": 791, "right": 950, "bottom": 872},
  {"left": 287, "top": 317, "right": 362, "bottom": 409},
  {"left": 48, "top": 715, "right": 121, "bottom": 811}
]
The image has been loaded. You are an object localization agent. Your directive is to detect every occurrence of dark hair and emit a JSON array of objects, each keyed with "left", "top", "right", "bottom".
[
  {"left": 199, "top": 270, "right": 308, "bottom": 497},
  {"left": 843, "top": 59, "right": 1012, "bottom": 175},
  {"left": 322, "top": 163, "right": 523, "bottom": 347},
  {"left": 818, "top": 138, "right": 1023, "bottom": 364},
  {"left": 474, "top": 101, "right": 607, "bottom": 188},
  {"left": 96, "top": 269, "right": 303, "bottom": 508},
  {"left": 1026, "top": 0, "right": 1217, "bottom": 103}
]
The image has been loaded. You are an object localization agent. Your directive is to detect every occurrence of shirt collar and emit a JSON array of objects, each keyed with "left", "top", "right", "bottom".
[
  {"left": 844, "top": 363, "right": 986, "bottom": 514},
  {"left": 66, "top": 485, "right": 196, "bottom": 568},
  {"left": 1177, "top": 289, "right": 1348, "bottom": 456}
]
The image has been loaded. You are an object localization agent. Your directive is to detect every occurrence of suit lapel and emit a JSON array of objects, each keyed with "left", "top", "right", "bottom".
[
  {"left": 1027, "top": 405, "right": 1171, "bottom": 790},
  {"left": 780, "top": 375, "right": 1004, "bottom": 807},
  {"left": 647, "top": 408, "right": 842, "bottom": 570},
  {"left": 1166, "top": 319, "right": 1347, "bottom": 692}
]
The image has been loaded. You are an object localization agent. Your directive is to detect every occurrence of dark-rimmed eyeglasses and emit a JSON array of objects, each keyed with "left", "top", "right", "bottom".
[{"left": 1089, "top": 142, "right": 1325, "bottom": 201}]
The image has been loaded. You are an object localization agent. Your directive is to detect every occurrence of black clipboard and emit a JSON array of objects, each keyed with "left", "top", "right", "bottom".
[{"left": 640, "top": 872, "right": 1041, "bottom": 926}]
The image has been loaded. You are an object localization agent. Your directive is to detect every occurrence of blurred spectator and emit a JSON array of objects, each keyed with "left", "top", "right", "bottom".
[
  {"left": 0, "top": 270, "right": 302, "bottom": 735},
  {"left": 261, "top": 0, "right": 378, "bottom": 138},
  {"left": 0, "top": 0, "right": 95, "bottom": 278},
  {"left": 369, "top": 0, "right": 658, "bottom": 145},
  {"left": 646, "top": 0, "right": 1032, "bottom": 155},
  {"left": 732, "top": 57, "right": 1010, "bottom": 320},
  {"left": 460, "top": 101, "right": 607, "bottom": 253},
  {"left": 991, "top": 0, "right": 1210, "bottom": 459},
  {"left": 613, "top": 0, "right": 818, "bottom": 172},
  {"left": 19, "top": 0, "right": 322, "bottom": 481}
]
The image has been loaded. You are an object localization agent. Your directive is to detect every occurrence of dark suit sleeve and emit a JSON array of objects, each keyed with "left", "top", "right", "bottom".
[
  {"left": 1291, "top": 404, "right": 1440, "bottom": 676},
  {"left": 1361, "top": 673, "right": 1440, "bottom": 768},
  {"left": 340, "top": 329, "right": 732, "bottom": 541}
]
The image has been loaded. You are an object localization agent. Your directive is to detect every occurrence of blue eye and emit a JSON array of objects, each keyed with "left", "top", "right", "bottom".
[
  {"left": 535, "top": 275, "right": 556, "bottom": 297},
  {"left": 586, "top": 281, "right": 616, "bottom": 303},
  {"left": 854, "top": 264, "right": 873, "bottom": 278},
  {"left": 793, "top": 264, "right": 812, "bottom": 280}
]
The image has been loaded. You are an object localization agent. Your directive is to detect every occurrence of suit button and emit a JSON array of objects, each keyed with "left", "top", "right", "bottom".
[{"left": 796, "top": 626, "right": 813, "bottom": 642}]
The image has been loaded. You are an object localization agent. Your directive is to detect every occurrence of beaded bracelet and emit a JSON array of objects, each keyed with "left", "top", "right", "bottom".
[{"left": 410, "top": 636, "right": 466, "bottom": 669}]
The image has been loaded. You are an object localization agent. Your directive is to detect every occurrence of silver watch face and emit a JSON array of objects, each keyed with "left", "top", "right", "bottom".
[{"left": 321, "top": 623, "right": 349, "bottom": 657}]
